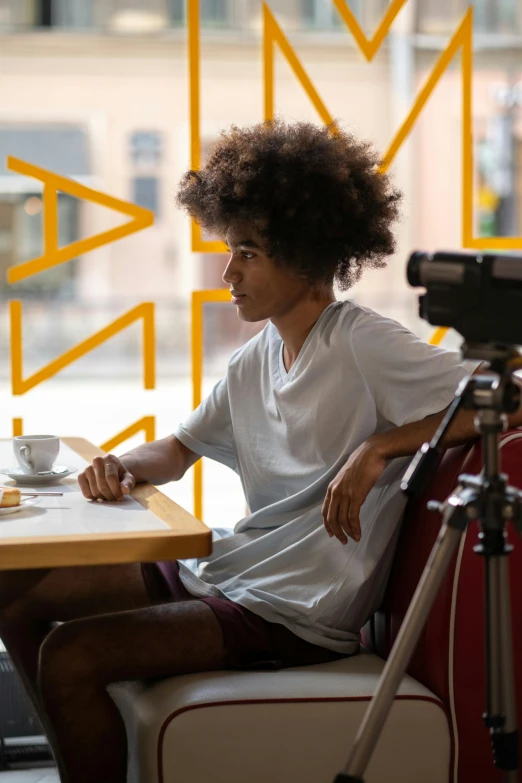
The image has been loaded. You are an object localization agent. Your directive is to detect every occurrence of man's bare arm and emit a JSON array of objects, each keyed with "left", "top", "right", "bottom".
[
  {"left": 323, "top": 365, "right": 522, "bottom": 543},
  {"left": 78, "top": 436, "right": 201, "bottom": 502},
  {"left": 368, "top": 365, "right": 522, "bottom": 462},
  {"left": 119, "top": 435, "right": 200, "bottom": 485}
]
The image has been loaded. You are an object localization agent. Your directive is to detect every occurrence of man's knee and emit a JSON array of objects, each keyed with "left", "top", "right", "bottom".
[{"left": 38, "top": 620, "right": 93, "bottom": 700}]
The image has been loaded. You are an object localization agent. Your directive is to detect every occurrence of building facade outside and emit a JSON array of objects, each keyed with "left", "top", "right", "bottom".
[{"left": 0, "top": 0, "right": 519, "bottom": 380}]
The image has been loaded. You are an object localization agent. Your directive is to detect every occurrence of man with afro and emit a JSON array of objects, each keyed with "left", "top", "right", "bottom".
[{"left": 2, "top": 119, "right": 522, "bottom": 783}]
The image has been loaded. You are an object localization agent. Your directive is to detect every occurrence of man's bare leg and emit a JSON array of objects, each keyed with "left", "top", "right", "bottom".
[
  {"left": 0, "top": 563, "right": 169, "bottom": 778},
  {"left": 38, "top": 599, "right": 226, "bottom": 783}
]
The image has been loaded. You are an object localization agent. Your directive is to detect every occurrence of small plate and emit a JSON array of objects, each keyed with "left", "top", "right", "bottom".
[
  {"left": 0, "top": 466, "right": 78, "bottom": 485},
  {"left": 0, "top": 496, "right": 41, "bottom": 516}
]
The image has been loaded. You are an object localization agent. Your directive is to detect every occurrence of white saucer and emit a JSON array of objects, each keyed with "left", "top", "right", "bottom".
[
  {"left": 0, "top": 466, "right": 78, "bottom": 485},
  {"left": 0, "top": 496, "right": 41, "bottom": 516}
]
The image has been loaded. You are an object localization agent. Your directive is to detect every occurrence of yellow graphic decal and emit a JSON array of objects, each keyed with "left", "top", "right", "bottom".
[
  {"left": 191, "top": 289, "right": 231, "bottom": 519},
  {"left": 6, "top": 157, "right": 154, "bottom": 285},
  {"left": 10, "top": 300, "right": 155, "bottom": 395},
  {"left": 100, "top": 416, "right": 156, "bottom": 453}
]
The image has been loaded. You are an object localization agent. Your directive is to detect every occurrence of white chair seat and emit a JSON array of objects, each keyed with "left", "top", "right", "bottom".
[{"left": 107, "top": 649, "right": 451, "bottom": 783}]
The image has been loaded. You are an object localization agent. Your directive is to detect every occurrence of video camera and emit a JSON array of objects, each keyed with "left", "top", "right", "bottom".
[{"left": 407, "top": 250, "right": 522, "bottom": 346}]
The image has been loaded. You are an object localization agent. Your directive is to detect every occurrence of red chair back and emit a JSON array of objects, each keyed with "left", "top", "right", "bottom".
[{"left": 363, "top": 429, "right": 522, "bottom": 783}]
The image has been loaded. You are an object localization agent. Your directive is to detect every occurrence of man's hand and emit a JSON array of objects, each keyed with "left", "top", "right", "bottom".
[
  {"left": 78, "top": 455, "right": 136, "bottom": 502},
  {"left": 322, "top": 441, "right": 387, "bottom": 544}
]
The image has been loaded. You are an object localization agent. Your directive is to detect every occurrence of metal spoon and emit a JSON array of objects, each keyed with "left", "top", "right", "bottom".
[
  {"left": 20, "top": 491, "right": 64, "bottom": 496},
  {"left": 35, "top": 467, "right": 69, "bottom": 475}
]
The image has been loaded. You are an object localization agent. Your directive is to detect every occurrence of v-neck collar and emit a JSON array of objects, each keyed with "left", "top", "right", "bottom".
[{"left": 277, "top": 301, "right": 339, "bottom": 384}]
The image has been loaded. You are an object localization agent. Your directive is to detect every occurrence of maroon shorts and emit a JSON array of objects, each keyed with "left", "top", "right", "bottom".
[{"left": 140, "top": 560, "right": 349, "bottom": 671}]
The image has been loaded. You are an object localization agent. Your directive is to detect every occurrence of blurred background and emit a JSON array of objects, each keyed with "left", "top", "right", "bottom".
[{"left": 0, "top": 0, "right": 521, "bottom": 529}]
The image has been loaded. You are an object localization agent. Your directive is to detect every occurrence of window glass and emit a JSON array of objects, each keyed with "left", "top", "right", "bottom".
[
  {"left": 0, "top": 193, "right": 79, "bottom": 300},
  {"left": 132, "top": 177, "right": 160, "bottom": 217}
]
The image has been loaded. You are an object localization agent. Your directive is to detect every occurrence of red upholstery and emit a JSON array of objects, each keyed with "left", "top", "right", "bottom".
[{"left": 362, "top": 428, "right": 522, "bottom": 783}]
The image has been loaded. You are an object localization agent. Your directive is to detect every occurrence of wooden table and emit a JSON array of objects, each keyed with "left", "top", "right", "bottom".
[{"left": 0, "top": 437, "right": 212, "bottom": 570}]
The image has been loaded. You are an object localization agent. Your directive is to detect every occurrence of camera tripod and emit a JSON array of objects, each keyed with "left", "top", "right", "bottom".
[{"left": 334, "top": 343, "right": 522, "bottom": 783}]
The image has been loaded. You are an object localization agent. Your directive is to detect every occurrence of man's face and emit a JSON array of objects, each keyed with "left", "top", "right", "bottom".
[{"left": 222, "top": 219, "right": 311, "bottom": 323}]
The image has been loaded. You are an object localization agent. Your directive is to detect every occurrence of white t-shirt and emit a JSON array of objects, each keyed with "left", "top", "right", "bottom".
[{"left": 174, "top": 300, "right": 476, "bottom": 654}]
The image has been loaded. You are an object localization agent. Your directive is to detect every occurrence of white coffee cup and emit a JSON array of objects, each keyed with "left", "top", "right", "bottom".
[{"left": 13, "top": 435, "right": 60, "bottom": 475}]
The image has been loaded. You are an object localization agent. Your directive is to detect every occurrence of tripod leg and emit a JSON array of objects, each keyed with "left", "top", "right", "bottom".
[
  {"left": 485, "top": 557, "right": 502, "bottom": 723},
  {"left": 483, "top": 557, "right": 518, "bottom": 783},
  {"left": 495, "top": 554, "right": 519, "bottom": 780},
  {"left": 340, "top": 514, "right": 463, "bottom": 780}
]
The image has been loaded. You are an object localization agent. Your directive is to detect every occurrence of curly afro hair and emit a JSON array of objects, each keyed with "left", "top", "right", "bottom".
[{"left": 175, "top": 117, "right": 402, "bottom": 292}]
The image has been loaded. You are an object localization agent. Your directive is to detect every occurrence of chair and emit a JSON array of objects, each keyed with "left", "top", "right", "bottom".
[
  {"left": 363, "top": 427, "right": 522, "bottom": 783},
  {"left": 107, "top": 428, "right": 522, "bottom": 783}
]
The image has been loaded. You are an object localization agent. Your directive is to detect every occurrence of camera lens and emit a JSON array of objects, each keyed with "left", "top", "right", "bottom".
[{"left": 407, "top": 251, "right": 429, "bottom": 287}]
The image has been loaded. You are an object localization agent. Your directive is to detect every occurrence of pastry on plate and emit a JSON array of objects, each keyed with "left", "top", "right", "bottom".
[{"left": 0, "top": 486, "right": 22, "bottom": 507}]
